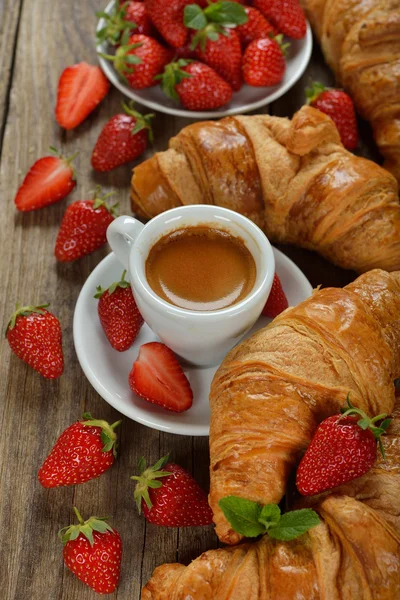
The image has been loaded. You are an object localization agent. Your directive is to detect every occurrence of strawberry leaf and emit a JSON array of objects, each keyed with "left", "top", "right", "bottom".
[
  {"left": 218, "top": 496, "right": 265, "bottom": 537},
  {"left": 268, "top": 509, "right": 320, "bottom": 541},
  {"left": 184, "top": 4, "right": 207, "bottom": 30},
  {"left": 204, "top": 1, "right": 248, "bottom": 25}
]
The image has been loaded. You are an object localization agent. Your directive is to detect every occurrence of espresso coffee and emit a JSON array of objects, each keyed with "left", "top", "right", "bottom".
[{"left": 145, "top": 226, "right": 256, "bottom": 311}]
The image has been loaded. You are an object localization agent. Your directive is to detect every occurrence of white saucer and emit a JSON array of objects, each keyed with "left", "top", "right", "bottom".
[
  {"left": 73, "top": 248, "right": 312, "bottom": 436},
  {"left": 96, "top": 1, "right": 312, "bottom": 119}
]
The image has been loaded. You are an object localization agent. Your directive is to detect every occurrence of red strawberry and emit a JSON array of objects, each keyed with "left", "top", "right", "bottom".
[
  {"left": 159, "top": 60, "right": 232, "bottom": 111},
  {"left": 242, "top": 35, "right": 287, "bottom": 87},
  {"left": 91, "top": 102, "right": 153, "bottom": 172},
  {"left": 60, "top": 508, "right": 122, "bottom": 594},
  {"left": 129, "top": 342, "right": 193, "bottom": 412},
  {"left": 253, "top": 0, "right": 307, "bottom": 40},
  {"left": 236, "top": 6, "right": 276, "bottom": 47},
  {"left": 95, "top": 270, "right": 144, "bottom": 351},
  {"left": 14, "top": 148, "right": 77, "bottom": 212},
  {"left": 145, "top": 0, "right": 190, "bottom": 48},
  {"left": 55, "top": 188, "right": 118, "bottom": 262},
  {"left": 306, "top": 82, "right": 359, "bottom": 150},
  {"left": 55, "top": 63, "right": 110, "bottom": 130},
  {"left": 131, "top": 455, "right": 213, "bottom": 526},
  {"left": 296, "top": 396, "right": 392, "bottom": 496},
  {"left": 38, "top": 413, "right": 121, "bottom": 487},
  {"left": 103, "top": 34, "right": 172, "bottom": 88},
  {"left": 96, "top": 1, "right": 153, "bottom": 46},
  {"left": 262, "top": 273, "right": 288, "bottom": 317},
  {"left": 6, "top": 303, "right": 64, "bottom": 379}
]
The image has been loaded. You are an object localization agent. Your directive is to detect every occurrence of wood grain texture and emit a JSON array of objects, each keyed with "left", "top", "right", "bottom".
[{"left": 0, "top": 2, "right": 380, "bottom": 599}]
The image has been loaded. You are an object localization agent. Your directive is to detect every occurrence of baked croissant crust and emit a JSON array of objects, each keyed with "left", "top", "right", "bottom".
[
  {"left": 142, "top": 269, "right": 400, "bottom": 599},
  {"left": 131, "top": 106, "right": 400, "bottom": 273},
  {"left": 300, "top": 0, "right": 400, "bottom": 183}
]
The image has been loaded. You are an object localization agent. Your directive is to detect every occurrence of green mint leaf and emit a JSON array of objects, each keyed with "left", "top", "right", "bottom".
[
  {"left": 267, "top": 509, "right": 320, "bottom": 541},
  {"left": 258, "top": 504, "right": 281, "bottom": 530},
  {"left": 205, "top": 1, "right": 248, "bottom": 25},
  {"left": 218, "top": 496, "right": 265, "bottom": 537},
  {"left": 184, "top": 4, "right": 207, "bottom": 30}
]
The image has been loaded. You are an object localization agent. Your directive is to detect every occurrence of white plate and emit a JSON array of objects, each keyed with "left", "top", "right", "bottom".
[
  {"left": 96, "top": 1, "right": 312, "bottom": 119},
  {"left": 73, "top": 248, "right": 312, "bottom": 436}
]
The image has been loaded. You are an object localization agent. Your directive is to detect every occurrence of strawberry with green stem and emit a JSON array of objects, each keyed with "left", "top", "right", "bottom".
[
  {"left": 95, "top": 270, "right": 144, "bottom": 351},
  {"left": 131, "top": 455, "right": 213, "bottom": 526},
  {"left": 39, "top": 413, "right": 121, "bottom": 487},
  {"left": 296, "top": 394, "right": 392, "bottom": 496},
  {"left": 306, "top": 81, "right": 359, "bottom": 150},
  {"left": 14, "top": 147, "right": 77, "bottom": 212},
  {"left": 6, "top": 303, "right": 64, "bottom": 379},
  {"left": 96, "top": 1, "right": 152, "bottom": 46},
  {"left": 60, "top": 508, "right": 122, "bottom": 594},
  {"left": 242, "top": 34, "right": 289, "bottom": 87},
  {"left": 184, "top": 1, "right": 248, "bottom": 91},
  {"left": 157, "top": 59, "right": 233, "bottom": 110},
  {"left": 91, "top": 101, "right": 153, "bottom": 172},
  {"left": 99, "top": 33, "right": 172, "bottom": 89},
  {"left": 55, "top": 186, "right": 119, "bottom": 262}
]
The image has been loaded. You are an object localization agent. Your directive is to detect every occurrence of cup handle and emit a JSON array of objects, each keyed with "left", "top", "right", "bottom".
[{"left": 106, "top": 216, "right": 145, "bottom": 270}]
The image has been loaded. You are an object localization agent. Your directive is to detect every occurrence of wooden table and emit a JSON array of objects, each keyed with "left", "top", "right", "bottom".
[{"left": 0, "top": 1, "right": 381, "bottom": 598}]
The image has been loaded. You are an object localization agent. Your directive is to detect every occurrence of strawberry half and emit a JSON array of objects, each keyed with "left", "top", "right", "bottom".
[
  {"left": 14, "top": 147, "right": 77, "bottom": 212},
  {"left": 129, "top": 342, "right": 193, "bottom": 412},
  {"left": 55, "top": 62, "right": 110, "bottom": 130},
  {"left": 296, "top": 395, "right": 392, "bottom": 496},
  {"left": 38, "top": 413, "right": 121, "bottom": 487},
  {"left": 91, "top": 101, "right": 153, "bottom": 172},
  {"left": 55, "top": 187, "right": 118, "bottom": 262},
  {"left": 262, "top": 273, "right": 289, "bottom": 318},
  {"left": 131, "top": 455, "right": 213, "bottom": 526},
  {"left": 95, "top": 270, "right": 144, "bottom": 351},
  {"left": 6, "top": 303, "right": 64, "bottom": 379},
  {"left": 60, "top": 508, "right": 122, "bottom": 594}
]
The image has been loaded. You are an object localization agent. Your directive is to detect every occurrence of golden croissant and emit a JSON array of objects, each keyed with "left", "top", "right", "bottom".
[
  {"left": 131, "top": 106, "right": 400, "bottom": 273},
  {"left": 300, "top": 0, "right": 400, "bottom": 183},
  {"left": 143, "top": 269, "right": 400, "bottom": 598}
]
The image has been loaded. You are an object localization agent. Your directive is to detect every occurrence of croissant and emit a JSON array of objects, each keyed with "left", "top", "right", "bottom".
[
  {"left": 131, "top": 106, "right": 400, "bottom": 274},
  {"left": 300, "top": 0, "right": 400, "bottom": 183},
  {"left": 142, "top": 269, "right": 400, "bottom": 599}
]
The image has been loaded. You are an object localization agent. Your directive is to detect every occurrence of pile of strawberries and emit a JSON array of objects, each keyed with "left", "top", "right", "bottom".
[{"left": 98, "top": 0, "right": 308, "bottom": 110}]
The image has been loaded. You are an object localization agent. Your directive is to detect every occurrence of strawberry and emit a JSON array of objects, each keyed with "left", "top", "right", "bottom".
[
  {"left": 184, "top": 3, "right": 247, "bottom": 91},
  {"left": 6, "top": 303, "right": 64, "bottom": 379},
  {"left": 306, "top": 82, "right": 359, "bottom": 150},
  {"left": 96, "top": 1, "right": 153, "bottom": 46},
  {"left": 144, "top": 0, "right": 190, "bottom": 48},
  {"left": 131, "top": 455, "right": 213, "bottom": 526},
  {"left": 129, "top": 342, "right": 193, "bottom": 412},
  {"left": 296, "top": 396, "right": 392, "bottom": 496},
  {"left": 236, "top": 6, "right": 276, "bottom": 47},
  {"left": 262, "top": 273, "right": 288, "bottom": 317},
  {"left": 55, "top": 187, "right": 118, "bottom": 262},
  {"left": 95, "top": 270, "right": 144, "bottom": 351},
  {"left": 253, "top": 0, "right": 307, "bottom": 40},
  {"left": 55, "top": 63, "right": 110, "bottom": 130},
  {"left": 91, "top": 102, "right": 153, "bottom": 172},
  {"left": 38, "top": 413, "right": 121, "bottom": 487},
  {"left": 242, "top": 35, "right": 287, "bottom": 87},
  {"left": 101, "top": 34, "right": 172, "bottom": 88},
  {"left": 159, "top": 60, "right": 232, "bottom": 110},
  {"left": 14, "top": 148, "right": 77, "bottom": 212},
  {"left": 59, "top": 508, "right": 122, "bottom": 594}
]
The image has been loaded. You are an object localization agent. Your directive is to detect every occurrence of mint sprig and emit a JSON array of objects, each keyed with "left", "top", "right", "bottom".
[{"left": 219, "top": 496, "right": 320, "bottom": 541}]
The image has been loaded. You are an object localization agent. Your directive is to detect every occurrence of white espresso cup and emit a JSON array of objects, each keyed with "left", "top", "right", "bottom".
[{"left": 106, "top": 205, "right": 275, "bottom": 367}]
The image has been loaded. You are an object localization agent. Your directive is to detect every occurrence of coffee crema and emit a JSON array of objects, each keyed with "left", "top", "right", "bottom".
[{"left": 145, "top": 226, "right": 256, "bottom": 311}]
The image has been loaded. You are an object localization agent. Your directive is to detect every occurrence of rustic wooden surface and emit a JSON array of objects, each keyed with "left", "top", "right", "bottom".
[{"left": 0, "top": 1, "right": 383, "bottom": 598}]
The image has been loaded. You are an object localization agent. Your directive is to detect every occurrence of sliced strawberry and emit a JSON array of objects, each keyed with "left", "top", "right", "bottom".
[
  {"left": 55, "top": 62, "right": 110, "bottom": 130},
  {"left": 129, "top": 342, "right": 193, "bottom": 412},
  {"left": 14, "top": 148, "right": 77, "bottom": 212},
  {"left": 262, "top": 273, "right": 289, "bottom": 318}
]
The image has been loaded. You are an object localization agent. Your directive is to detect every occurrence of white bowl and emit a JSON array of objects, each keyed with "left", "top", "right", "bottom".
[
  {"left": 73, "top": 248, "right": 312, "bottom": 436},
  {"left": 96, "top": 1, "right": 312, "bottom": 119}
]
